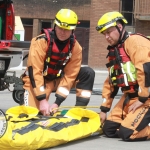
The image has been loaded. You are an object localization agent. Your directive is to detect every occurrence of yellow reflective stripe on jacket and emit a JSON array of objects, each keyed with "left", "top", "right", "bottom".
[
  {"left": 120, "top": 63, "right": 128, "bottom": 86},
  {"left": 122, "top": 61, "right": 137, "bottom": 82}
]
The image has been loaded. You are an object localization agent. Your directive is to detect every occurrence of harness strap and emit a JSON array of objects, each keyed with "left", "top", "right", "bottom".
[
  {"left": 47, "top": 64, "right": 64, "bottom": 70},
  {"left": 116, "top": 77, "right": 124, "bottom": 85},
  {"left": 107, "top": 51, "right": 115, "bottom": 57},
  {"left": 69, "top": 34, "right": 74, "bottom": 52},
  {"left": 50, "top": 58, "right": 64, "bottom": 63},
  {"left": 121, "top": 84, "right": 139, "bottom": 92},
  {"left": 45, "top": 29, "right": 54, "bottom": 63},
  {"left": 51, "top": 51, "right": 68, "bottom": 57},
  {"left": 44, "top": 74, "right": 61, "bottom": 81},
  {"left": 106, "top": 47, "right": 122, "bottom": 68},
  {"left": 56, "top": 34, "right": 74, "bottom": 77},
  {"left": 106, "top": 59, "right": 118, "bottom": 68}
]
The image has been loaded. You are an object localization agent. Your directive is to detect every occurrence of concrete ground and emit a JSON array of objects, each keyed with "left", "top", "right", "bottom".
[{"left": 0, "top": 70, "right": 150, "bottom": 150}]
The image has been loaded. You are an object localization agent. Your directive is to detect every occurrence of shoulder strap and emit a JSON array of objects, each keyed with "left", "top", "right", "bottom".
[
  {"left": 41, "top": 28, "right": 52, "bottom": 48},
  {"left": 41, "top": 28, "right": 54, "bottom": 63},
  {"left": 69, "top": 34, "right": 74, "bottom": 51},
  {"left": 67, "top": 34, "right": 75, "bottom": 58}
]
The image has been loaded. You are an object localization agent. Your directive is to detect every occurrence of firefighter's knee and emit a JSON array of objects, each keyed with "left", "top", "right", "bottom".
[
  {"left": 103, "top": 120, "right": 120, "bottom": 138},
  {"left": 76, "top": 67, "right": 95, "bottom": 90},
  {"left": 80, "top": 67, "right": 95, "bottom": 80},
  {"left": 118, "top": 125, "right": 133, "bottom": 141},
  {"left": 75, "top": 97, "right": 89, "bottom": 106}
]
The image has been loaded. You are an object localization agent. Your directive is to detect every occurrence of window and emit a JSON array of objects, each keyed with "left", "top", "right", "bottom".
[
  {"left": 41, "top": 21, "right": 52, "bottom": 29},
  {"left": 21, "top": 18, "right": 33, "bottom": 26},
  {"left": 77, "top": 21, "right": 90, "bottom": 28},
  {"left": 120, "top": 0, "right": 135, "bottom": 26}
]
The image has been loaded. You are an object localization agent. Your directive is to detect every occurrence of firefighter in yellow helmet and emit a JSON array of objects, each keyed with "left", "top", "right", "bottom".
[
  {"left": 21, "top": 9, "right": 95, "bottom": 116},
  {"left": 96, "top": 11, "right": 150, "bottom": 141}
]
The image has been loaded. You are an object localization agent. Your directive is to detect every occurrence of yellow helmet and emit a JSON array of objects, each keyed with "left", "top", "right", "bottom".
[
  {"left": 96, "top": 11, "right": 128, "bottom": 33},
  {"left": 54, "top": 9, "right": 78, "bottom": 30}
]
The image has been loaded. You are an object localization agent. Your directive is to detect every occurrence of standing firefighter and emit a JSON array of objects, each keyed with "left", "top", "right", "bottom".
[
  {"left": 96, "top": 11, "right": 150, "bottom": 141},
  {"left": 22, "top": 9, "right": 95, "bottom": 116}
]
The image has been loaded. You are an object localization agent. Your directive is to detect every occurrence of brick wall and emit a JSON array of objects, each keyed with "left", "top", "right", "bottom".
[
  {"left": 13, "top": 0, "right": 91, "bottom": 20},
  {"left": 13, "top": 0, "right": 121, "bottom": 70},
  {"left": 88, "top": 0, "right": 120, "bottom": 70},
  {"left": 12, "top": 0, "right": 150, "bottom": 70},
  {"left": 134, "top": 0, "right": 150, "bottom": 38},
  {"left": 135, "top": 20, "right": 150, "bottom": 36}
]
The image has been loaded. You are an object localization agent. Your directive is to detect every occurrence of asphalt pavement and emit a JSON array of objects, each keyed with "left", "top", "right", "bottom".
[{"left": 0, "top": 69, "right": 150, "bottom": 150}]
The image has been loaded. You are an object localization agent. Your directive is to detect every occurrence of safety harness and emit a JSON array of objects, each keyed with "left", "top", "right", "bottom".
[
  {"left": 106, "top": 33, "right": 150, "bottom": 119},
  {"left": 106, "top": 44, "right": 138, "bottom": 92},
  {"left": 41, "top": 28, "right": 75, "bottom": 80},
  {"left": 106, "top": 32, "right": 150, "bottom": 92}
]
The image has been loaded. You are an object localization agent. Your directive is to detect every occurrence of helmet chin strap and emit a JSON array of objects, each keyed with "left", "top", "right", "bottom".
[{"left": 115, "top": 24, "right": 125, "bottom": 45}]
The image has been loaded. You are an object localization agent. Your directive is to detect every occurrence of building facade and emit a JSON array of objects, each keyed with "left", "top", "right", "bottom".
[{"left": 13, "top": 0, "right": 150, "bottom": 70}]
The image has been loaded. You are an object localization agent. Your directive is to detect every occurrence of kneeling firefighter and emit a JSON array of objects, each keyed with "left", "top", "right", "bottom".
[
  {"left": 21, "top": 9, "right": 95, "bottom": 116},
  {"left": 96, "top": 11, "right": 150, "bottom": 141}
]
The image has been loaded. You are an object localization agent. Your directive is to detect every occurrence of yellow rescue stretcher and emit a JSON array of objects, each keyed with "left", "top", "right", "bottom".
[{"left": 0, "top": 106, "right": 102, "bottom": 150}]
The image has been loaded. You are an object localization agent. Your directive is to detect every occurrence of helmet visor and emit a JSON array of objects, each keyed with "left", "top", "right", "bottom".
[
  {"left": 55, "top": 17, "right": 77, "bottom": 29},
  {"left": 96, "top": 16, "right": 125, "bottom": 32}
]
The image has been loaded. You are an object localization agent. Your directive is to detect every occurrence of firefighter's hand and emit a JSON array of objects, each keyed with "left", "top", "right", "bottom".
[
  {"left": 49, "top": 103, "right": 59, "bottom": 115},
  {"left": 39, "top": 99, "right": 51, "bottom": 116},
  {"left": 100, "top": 111, "right": 107, "bottom": 125},
  {"left": 128, "top": 100, "right": 143, "bottom": 114}
]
